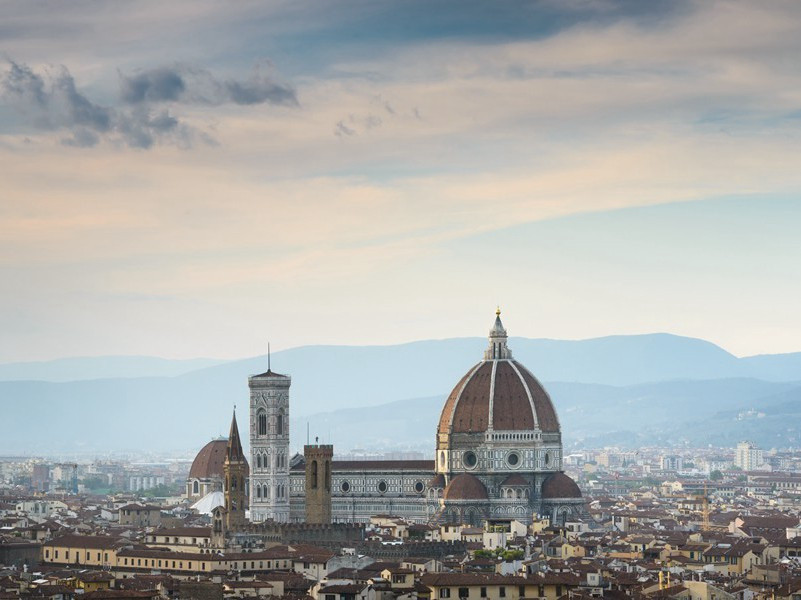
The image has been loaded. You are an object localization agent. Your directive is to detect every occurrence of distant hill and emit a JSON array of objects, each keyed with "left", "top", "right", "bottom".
[
  {"left": 0, "top": 356, "right": 225, "bottom": 382},
  {"left": 296, "top": 378, "right": 801, "bottom": 452},
  {"left": 3, "top": 332, "right": 801, "bottom": 454}
]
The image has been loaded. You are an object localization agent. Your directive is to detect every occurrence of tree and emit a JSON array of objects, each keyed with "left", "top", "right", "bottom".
[{"left": 709, "top": 470, "right": 723, "bottom": 481}]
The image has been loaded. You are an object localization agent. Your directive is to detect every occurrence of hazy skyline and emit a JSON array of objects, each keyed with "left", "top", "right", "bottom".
[{"left": 2, "top": 1, "right": 801, "bottom": 362}]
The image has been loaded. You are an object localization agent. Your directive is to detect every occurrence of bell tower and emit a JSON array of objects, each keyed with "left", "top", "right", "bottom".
[
  {"left": 304, "top": 443, "right": 333, "bottom": 524},
  {"left": 249, "top": 356, "right": 291, "bottom": 523},
  {"left": 223, "top": 409, "right": 247, "bottom": 530}
]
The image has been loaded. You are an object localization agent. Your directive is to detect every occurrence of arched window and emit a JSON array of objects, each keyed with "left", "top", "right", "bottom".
[
  {"left": 311, "top": 460, "right": 318, "bottom": 489},
  {"left": 231, "top": 476, "right": 237, "bottom": 490},
  {"left": 257, "top": 455, "right": 262, "bottom": 469},
  {"left": 258, "top": 410, "right": 267, "bottom": 436},
  {"left": 276, "top": 412, "right": 284, "bottom": 435},
  {"left": 256, "top": 485, "right": 262, "bottom": 498},
  {"left": 192, "top": 480, "right": 199, "bottom": 494}
]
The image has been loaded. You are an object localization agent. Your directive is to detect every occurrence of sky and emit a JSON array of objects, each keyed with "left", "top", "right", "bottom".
[{"left": 2, "top": 0, "right": 801, "bottom": 362}]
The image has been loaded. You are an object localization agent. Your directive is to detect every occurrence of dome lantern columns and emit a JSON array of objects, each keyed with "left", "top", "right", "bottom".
[{"left": 484, "top": 307, "right": 513, "bottom": 360}]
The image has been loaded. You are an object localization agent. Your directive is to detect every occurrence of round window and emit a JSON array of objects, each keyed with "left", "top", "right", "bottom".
[
  {"left": 340, "top": 481, "right": 350, "bottom": 493},
  {"left": 378, "top": 480, "right": 388, "bottom": 493},
  {"left": 414, "top": 481, "right": 425, "bottom": 493},
  {"left": 507, "top": 452, "right": 520, "bottom": 466},
  {"left": 463, "top": 451, "right": 477, "bottom": 468}
]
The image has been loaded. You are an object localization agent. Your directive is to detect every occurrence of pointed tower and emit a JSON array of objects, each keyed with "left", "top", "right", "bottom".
[
  {"left": 224, "top": 409, "right": 248, "bottom": 530},
  {"left": 249, "top": 358, "right": 291, "bottom": 523}
]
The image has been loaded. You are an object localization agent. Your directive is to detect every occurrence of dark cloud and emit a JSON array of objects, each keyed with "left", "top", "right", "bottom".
[
  {"left": 120, "top": 67, "right": 186, "bottom": 104},
  {"left": 2, "top": 61, "right": 47, "bottom": 107},
  {"left": 1, "top": 61, "right": 112, "bottom": 143},
  {"left": 224, "top": 76, "right": 297, "bottom": 106},
  {"left": 118, "top": 64, "right": 297, "bottom": 107},
  {"left": 1, "top": 59, "right": 298, "bottom": 150},
  {"left": 53, "top": 67, "right": 112, "bottom": 132}
]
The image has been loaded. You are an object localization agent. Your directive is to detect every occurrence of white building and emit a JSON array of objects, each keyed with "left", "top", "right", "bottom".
[{"left": 735, "top": 441, "right": 763, "bottom": 471}]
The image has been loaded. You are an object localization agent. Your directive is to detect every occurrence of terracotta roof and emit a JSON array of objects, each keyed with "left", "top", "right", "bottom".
[
  {"left": 438, "top": 359, "right": 560, "bottom": 435},
  {"left": 443, "top": 474, "right": 489, "bottom": 501},
  {"left": 189, "top": 439, "right": 250, "bottom": 480},
  {"left": 541, "top": 473, "right": 582, "bottom": 499}
]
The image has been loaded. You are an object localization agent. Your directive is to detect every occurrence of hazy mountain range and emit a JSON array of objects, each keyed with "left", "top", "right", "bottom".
[{"left": 2, "top": 333, "right": 801, "bottom": 456}]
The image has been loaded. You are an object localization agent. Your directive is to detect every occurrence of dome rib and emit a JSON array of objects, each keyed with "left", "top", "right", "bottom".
[
  {"left": 438, "top": 361, "right": 487, "bottom": 434},
  {"left": 515, "top": 362, "right": 560, "bottom": 433},
  {"left": 507, "top": 360, "right": 539, "bottom": 430}
]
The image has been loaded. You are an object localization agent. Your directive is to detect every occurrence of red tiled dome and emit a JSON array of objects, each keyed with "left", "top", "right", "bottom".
[
  {"left": 541, "top": 472, "right": 582, "bottom": 499},
  {"left": 189, "top": 439, "right": 249, "bottom": 479},
  {"left": 438, "top": 360, "right": 560, "bottom": 435},
  {"left": 443, "top": 474, "right": 489, "bottom": 501},
  {"left": 437, "top": 311, "right": 560, "bottom": 437}
]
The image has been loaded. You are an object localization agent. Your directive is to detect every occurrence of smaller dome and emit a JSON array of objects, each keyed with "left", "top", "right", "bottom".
[
  {"left": 427, "top": 474, "right": 446, "bottom": 489},
  {"left": 501, "top": 474, "right": 528, "bottom": 487},
  {"left": 189, "top": 438, "right": 250, "bottom": 480},
  {"left": 189, "top": 439, "right": 228, "bottom": 479},
  {"left": 541, "top": 472, "right": 582, "bottom": 499},
  {"left": 444, "top": 474, "right": 489, "bottom": 501}
]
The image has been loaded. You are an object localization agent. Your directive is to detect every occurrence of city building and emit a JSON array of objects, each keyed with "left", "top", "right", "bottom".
[
  {"left": 735, "top": 441, "right": 763, "bottom": 471},
  {"left": 240, "top": 309, "right": 585, "bottom": 526}
]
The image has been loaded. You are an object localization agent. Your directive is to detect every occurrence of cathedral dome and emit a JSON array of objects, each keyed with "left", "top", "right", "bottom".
[
  {"left": 437, "top": 311, "right": 560, "bottom": 436},
  {"left": 541, "top": 472, "right": 582, "bottom": 499},
  {"left": 443, "top": 473, "right": 489, "bottom": 501},
  {"left": 189, "top": 438, "right": 250, "bottom": 480}
]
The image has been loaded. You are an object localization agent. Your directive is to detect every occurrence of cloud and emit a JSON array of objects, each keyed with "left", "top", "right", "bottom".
[
  {"left": 118, "top": 63, "right": 298, "bottom": 107},
  {"left": 1, "top": 59, "right": 298, "bottom": 149},
  {"left": 120, "top": 67, "right": 186, "bottom": 104}
]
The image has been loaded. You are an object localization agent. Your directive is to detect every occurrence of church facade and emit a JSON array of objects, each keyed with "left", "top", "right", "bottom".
[{"left": 245, "top": 310, "right": 586, "bottom": 527}]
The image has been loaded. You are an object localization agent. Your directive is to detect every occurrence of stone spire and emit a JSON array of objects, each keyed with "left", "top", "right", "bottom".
[
  {"left": 484, "top": 307, "right": 513, "bottom": 360},
  {"left": 227, "top": 409, "right": 244, "bottom": 462},
  {"left": 224, "top": 408, "right": 247, "bottom": 529}
]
